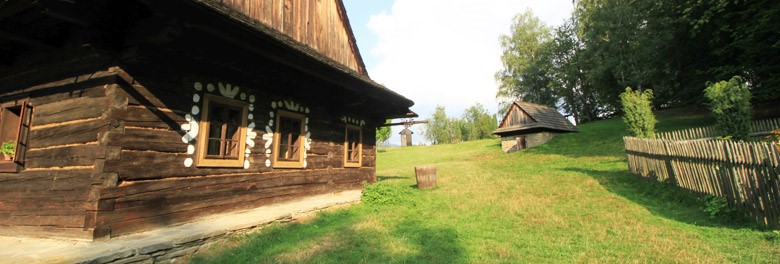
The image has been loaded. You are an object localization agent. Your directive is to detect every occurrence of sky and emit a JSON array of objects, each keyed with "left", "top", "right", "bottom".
[{"left": 342, "top": 0, "right": 575, "bottom": 145}]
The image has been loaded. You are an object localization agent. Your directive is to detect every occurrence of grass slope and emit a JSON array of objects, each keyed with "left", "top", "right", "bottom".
[{"left": 191, "top": 112, "right": 779, "bottom": 263}]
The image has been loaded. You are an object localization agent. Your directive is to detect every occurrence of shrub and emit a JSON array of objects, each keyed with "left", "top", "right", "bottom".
[
  {"left": 704, "top": 76, "right": 751, "bottom": 141},
  {"left": 361, "top": 181, "right": 414, "bottom": 207},
  {"left": 620, "top": 87, "right": 657, "bottom": 138},
  {"left": 702, "top": 195, "right": 735, "bottom": 219}
]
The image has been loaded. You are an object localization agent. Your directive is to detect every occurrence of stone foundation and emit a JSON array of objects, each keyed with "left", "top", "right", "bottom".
[{"left": 500, "top": 132, "right": 557, "bottom": 153}]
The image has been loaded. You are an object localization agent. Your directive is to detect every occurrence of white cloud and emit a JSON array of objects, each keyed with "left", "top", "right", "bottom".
[{"left": 366, "top": 0, "right": 573, "bottom": 145}]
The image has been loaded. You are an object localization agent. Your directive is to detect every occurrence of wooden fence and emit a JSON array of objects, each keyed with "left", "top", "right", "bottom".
[
  {"left": 655, "top": 118, "right": 780, "bottom": 141},
  {"left": 624, "top": 137, "right": 780, "bottom": 228}
]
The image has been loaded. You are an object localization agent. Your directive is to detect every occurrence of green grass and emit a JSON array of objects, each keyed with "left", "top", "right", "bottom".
[{"left": 191, "top": 111, "right": 779, "bottom": 263}]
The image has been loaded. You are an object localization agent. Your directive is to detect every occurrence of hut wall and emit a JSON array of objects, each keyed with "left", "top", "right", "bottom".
[
  {"left": 95, "top": 66, "right": 376, "bottom": 238},
  {"left": 500, "top": 132, "right": 557, "bottom": 153},
  {"left": 501, "top": 105, "right": 535, "bottom": 127},
  {"left": 216, "top": 0, "right": 363, "bottom": 73},
  {"left": 0, "top": 67, "right": 123, "bottom": 240},
  {"left": 526, "top": 132, "right": 555, "bottom": 149}
]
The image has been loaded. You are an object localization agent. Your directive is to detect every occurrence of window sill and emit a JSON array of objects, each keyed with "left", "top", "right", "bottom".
[
  {"left": 196, "top": 159, "right": 244, "bottom": 168},
  {"left": 344, "top": 162, "right": 361, "bottom": 168},
  {"left": 0, "top": 161, "right": 21, "bottom": 173},
  {"left": 273, "top": 160, "right": 304, "bottom": 169}
]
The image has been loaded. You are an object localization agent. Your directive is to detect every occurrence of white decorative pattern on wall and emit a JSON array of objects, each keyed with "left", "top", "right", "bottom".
[
  {"left": 180, "top": 82, "right": 259, "bottom": 169},
  {"left": 341, "top": 116, "right": 365, "bottom": 127},
  {"left": 265, "top": 100, "right": 312, "bottom": 168}
]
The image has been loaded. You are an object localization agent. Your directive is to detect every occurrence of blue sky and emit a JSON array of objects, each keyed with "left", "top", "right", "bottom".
[{"left": 342, "top": 1, "right": 574, "bottom": 145}]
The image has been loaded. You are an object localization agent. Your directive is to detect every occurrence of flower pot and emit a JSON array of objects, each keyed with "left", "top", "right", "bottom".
[{"left": 2, "top": 153, "right": 11, "bottom": 161}]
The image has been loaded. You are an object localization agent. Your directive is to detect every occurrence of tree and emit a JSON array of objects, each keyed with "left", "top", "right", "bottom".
[
  {"left": 620, "top": 87, "right": 656, "bottom": 138},
  {"left": 495, "top": 9, "right": 553, "bottom": 112},
  {"left": 462, "top": 103, "right": 497, "bottom": 141},
  {"left": 704, "top": 76, "right": 751, "bottom": 141},
  {"left": 375, "top": 119, "right": 392, "bottom": 144},
  {"left": 425, "top": 105, "right": 450, "bottom": 145}
]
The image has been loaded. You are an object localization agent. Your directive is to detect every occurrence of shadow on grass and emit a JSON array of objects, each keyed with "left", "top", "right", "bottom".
[
  {"left": 191, "top": 209, "right": 465, "bottom": 264},
  {"left": 562, "top": 167, "right": 762, "bottom": 231},
  {"left": 377, "top": 175, "right": 409, "bottom": 181}
]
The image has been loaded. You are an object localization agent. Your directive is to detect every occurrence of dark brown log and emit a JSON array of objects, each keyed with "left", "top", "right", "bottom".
[
  {"left": 121, "top": 105, "right": 187, "bottom": 130},
  {"left": 104, "top": 183, "right": 346, "bottom": 237},
  {"left": 105, "top": 128, "right": 187, "bottom": 153},
  {"left": 25, "top": 144, "right": 104, "bottom": 168},
  {"left": 32, "top": 95, "right": 108, "bottom": 126},
  {"left": 0, "top": 169, "right": 96, "bottom": 191},
  {"left": 29, "top": 119, "right": 109, "bottom": 148}
]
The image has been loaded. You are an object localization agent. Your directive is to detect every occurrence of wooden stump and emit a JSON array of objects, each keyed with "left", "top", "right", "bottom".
[{"left": 415, "top": 165, "right": 437, "bottom": 189}]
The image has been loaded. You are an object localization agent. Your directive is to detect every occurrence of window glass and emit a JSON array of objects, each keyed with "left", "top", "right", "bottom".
[
  {"left": 278, "top": 116, "right": 302, "bottom": 161},
  {"left": 344, "top": 125, "right": 361, "bottom": 167}
]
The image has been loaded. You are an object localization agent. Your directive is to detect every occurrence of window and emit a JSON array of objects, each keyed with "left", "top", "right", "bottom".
[
  {"left": 196, "top": 94, "right": 248, "bottom": 167},
  {"left": 273, "top": 110, "right": 305, "bottom": 168},
  {"left": 344, "top": 125, "right": 362, "bottom": 167},
  {"left": 0, "top": 99, "right": 32, "bottom": 172}
]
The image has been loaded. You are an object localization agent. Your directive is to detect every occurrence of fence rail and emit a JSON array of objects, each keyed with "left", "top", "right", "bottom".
[
  {"left": 624, "top": 137, "right": 780, "bottom": 228},
  {"left": 655, "top": 118, "right": 780, "bottom": 140}
]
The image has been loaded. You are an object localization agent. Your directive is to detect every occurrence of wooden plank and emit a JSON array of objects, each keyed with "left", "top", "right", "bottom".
[
  {"left": 0, "top": 214, "right": 85, "bottom": 228},
  {"left": 121, "top": 105, "right": 187, "bottom": 130},
  {"left": 0, "top": 169, "right": 96, "bottom": 191},
  {"left": 101, "top": 181, "right": 330, "bottom": 225},
  {"left": 32, "top": 96, "right": 108, "bottom": 127},
  {"left": 29, "top": 118, "right": 109, "bottom": 149},
  {"left": 104, "top": 128, "right": 187, "bottom": 153},
  {"left": 0, "top": 225, "right": 93, "bottom": 240},
  {"left": 25, "top": 144, "right": 103, "bottom": 168},
  {"left": 105, "top": 184, "right": 342, "bottom": 237}
]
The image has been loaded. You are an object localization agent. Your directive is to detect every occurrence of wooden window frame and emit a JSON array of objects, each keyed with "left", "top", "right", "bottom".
[
  {"left": 0, "top": 98, "right": 32, "bottom": 173},
  {"left": 343, "top": 125, "right": 362, "bottom": 168},
  {"left": 195, "top": 94, "right": 248, "bottom": 168},
  {"left": 272, "top": 110, "right": 306, "bottom": 169}
]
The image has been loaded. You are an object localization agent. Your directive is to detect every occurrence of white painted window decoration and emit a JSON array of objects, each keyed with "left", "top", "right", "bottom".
[{"left": 180, "top": 82, "right": 258, "bottom": 169}]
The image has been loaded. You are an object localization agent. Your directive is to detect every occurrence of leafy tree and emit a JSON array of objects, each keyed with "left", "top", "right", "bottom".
[
  {"left": 425, "top": 105, "right": 450, "bottom": 145},
  {"left": 620, "top": 87, "right": 656, "bottom": 138},
  {"left": 461, "top": 103, "right": 497, "bottom": 141},
  {"left": 495, "top": 0, "right": 780, "bottom": 127},
  {"left": 495, "top": 9, "right": 553, "bottom": 112},
  {"left": 704, "top": 76, "right": 751, "bottom": 141},
  {"left": 375, "top": 119, "right": 392, "bottom": 144}
]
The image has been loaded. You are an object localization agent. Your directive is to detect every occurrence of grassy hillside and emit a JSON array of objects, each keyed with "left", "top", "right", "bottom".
[{"left": 191, "top": 112, "right": 779, "bottom": 263}]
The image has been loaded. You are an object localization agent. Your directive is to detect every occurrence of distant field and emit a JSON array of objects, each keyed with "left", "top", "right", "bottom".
[{"left": 191, "top": 111, "right": 779, "bottom": 263}]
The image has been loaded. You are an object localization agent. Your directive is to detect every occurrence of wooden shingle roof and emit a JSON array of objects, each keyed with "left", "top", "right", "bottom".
[{"left": 493, "top": 101, "right": 577, "bottom": 135}]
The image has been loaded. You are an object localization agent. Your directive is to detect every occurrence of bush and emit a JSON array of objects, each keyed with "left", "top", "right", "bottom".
[
  {"left": 704, "top": 76, "right": 751, "bottom": 141},
  {"left": 620, "top": 87, "right": 657, "bottom": 138},
  {"left": 361, "top": 182, "right": 414, "bottom": 207},
  {"left": 702, "top": 195, "right": 736, "bottom": 219}
]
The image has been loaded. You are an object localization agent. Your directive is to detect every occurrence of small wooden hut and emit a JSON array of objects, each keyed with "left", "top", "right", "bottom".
[
  {"left": 399, "top": 128, "right": 413, "bottom": 147},
  {"left": 0, "top": 0, "right": 413, "bottom": 240},
  {"left": 493, "top": 101, "right": 577, "bottom": 153}
]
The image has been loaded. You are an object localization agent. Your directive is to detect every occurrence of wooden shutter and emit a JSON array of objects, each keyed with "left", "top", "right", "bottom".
[{"left": 14, "top": 102, "right": 32, "bottom": 165}]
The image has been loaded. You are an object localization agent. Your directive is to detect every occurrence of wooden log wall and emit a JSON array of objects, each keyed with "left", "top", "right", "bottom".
[
  {"left": 624, "top": 136, "right": 780, "bottom": 228},
  {"left": 0, "top": 68, "right": 126, "bottom": 240},
  {"left": 216, "top": 0, "right": 363, "bottom": 73},
  {"left": 96, "top": 66, "right": 376, "bottom": 238}
]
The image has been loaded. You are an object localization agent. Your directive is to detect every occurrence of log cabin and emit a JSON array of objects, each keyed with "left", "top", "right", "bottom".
[
  {"left": 0, "top": 0, "right": 414, "bottom": 240},
  {"left": 493, "top": 101, "right": 577, "bottom": 153}
]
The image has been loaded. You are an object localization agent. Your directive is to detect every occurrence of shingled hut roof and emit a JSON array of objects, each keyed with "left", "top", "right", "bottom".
[{"left": 493, "top": 101, "right": 577, "bottom": 135}]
